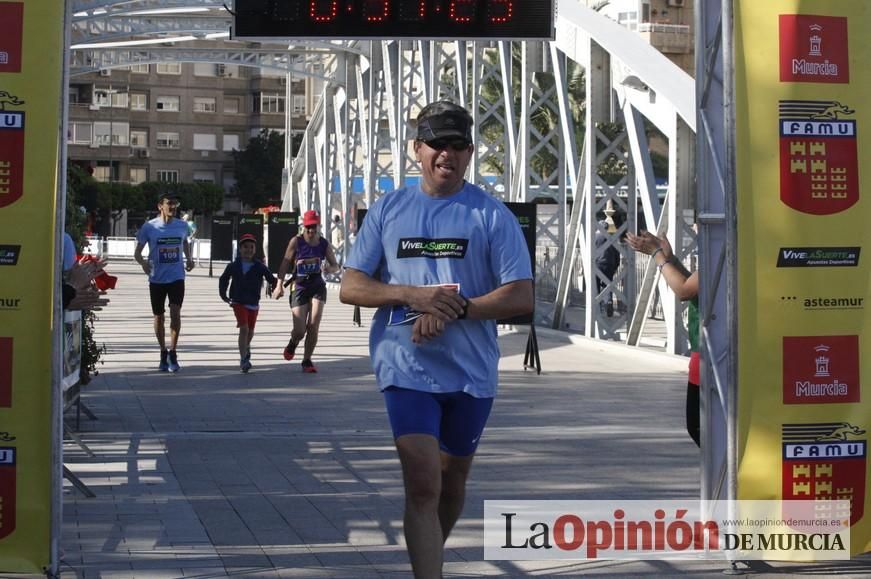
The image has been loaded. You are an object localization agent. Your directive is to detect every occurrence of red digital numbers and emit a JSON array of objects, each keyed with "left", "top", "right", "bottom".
[
  {"left": 310, "top": 0, "right": 338, "bottom": 22},
  {"left": 398, "top": 0, "right": 426, "bottom": 22},
  {"left": 488, "top": 0, "right": 513, "bottom": 24},
  {"left": 449, "top": 0, "right": 475, "bottom": 23},
  {"left": 364, "top": 0, "right": 390, "bottom": 22},
  {"left": 301, "top": 1, "right": 516, "bottom": 26}
]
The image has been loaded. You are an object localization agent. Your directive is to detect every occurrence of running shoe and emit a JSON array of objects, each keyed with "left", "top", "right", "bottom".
[
  {"left": 283, "top": 338, "right": 298, "bottom": 361},
  {"left": 158, "top": 349, "right": 169, "bottom": 372},
  {"left": 240, "top": 353, "right": 252, "bottom": 373},
  {"left": 168, "top": 349, "right": 180, "bottom": 373},
  {"left": 301, "top": 359, "right": 317, "bottom": 373}
]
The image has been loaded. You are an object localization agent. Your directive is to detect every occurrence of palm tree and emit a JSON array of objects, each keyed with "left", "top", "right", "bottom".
[{"left": 475, "top": 44, "right": 587, "bottom": 181}]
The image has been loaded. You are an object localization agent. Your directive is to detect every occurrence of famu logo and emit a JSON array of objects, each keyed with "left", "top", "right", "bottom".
[
  {"left": 0, "top": 90, "right": 25, "bottom": 208},
  {"left": 779, "top": 100, "right": 858, "bottom": 215},
  {"left": 777, "top": 246, "right": 859, "bottom": 268},
  {"left": 397, "top": 237, "right": 468, "bottom": 259},
  {"left": 0, "top": 441, "right": 16, "bottom": 539},
  {"left": 782, "top": 422, "right": 866, "bottom": 526}
]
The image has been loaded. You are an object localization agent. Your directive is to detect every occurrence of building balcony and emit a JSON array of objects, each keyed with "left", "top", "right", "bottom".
[{"left": 638, "top": 23, "right": 693, "bottom": 54}]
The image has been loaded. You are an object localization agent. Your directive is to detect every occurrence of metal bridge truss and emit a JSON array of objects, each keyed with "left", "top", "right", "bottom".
[
  {"left": 287, "top": 2, "right": 698, "bottom": 350},
  {"left": 696, "top": 0, "right": 734, "bottom": 505},
  {"left": 69, "top": 0, "right": 699, "bottom": 352}
]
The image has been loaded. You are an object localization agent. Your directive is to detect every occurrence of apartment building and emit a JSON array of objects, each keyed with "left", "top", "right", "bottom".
[
  {"left": 585, "top": 0, "right": 695, "bottom": 75},
  {"left": 67, "top": 44, "right": 321, "bottom": 235}
]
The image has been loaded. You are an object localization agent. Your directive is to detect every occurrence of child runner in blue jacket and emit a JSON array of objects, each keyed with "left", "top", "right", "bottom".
[{"left": 219, "top": 233, "right": 276, "bottom": 372}]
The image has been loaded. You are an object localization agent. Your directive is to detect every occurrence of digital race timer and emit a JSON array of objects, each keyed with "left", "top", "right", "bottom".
[{"left": 232, "top": 0, "right": 555, "bottom": 40}]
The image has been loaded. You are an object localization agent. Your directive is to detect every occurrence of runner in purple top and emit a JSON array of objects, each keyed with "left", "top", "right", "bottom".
[{"left": 272, "top": 209, "right": 339, "bottom": 372}]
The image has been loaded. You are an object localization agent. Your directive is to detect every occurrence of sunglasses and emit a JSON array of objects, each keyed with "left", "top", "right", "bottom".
[{"left": 423, "top": 138, "right": 471, "bottom": 151}]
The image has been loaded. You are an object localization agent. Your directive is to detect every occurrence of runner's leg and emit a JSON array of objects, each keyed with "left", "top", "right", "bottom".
[
  {"left": 302, "top": 297, "right": 325, "bottom": 361},
  {"left": 396, "top": 434, "right": 444, "bottom": 579}
]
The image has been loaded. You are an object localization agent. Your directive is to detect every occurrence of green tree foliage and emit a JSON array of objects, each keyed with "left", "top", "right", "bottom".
[
  {"left": 476, "top": 45, "right": 586, "bottom": 182},
  {"left": 65, "top": 164, "right": 94, "bottom": 248},
  {"left": 468, "top": 45, "right": 668, "bottom": 191},
  {"left": 137, "top": 181, "right": 224, "bottom": 214},
  {"left": 68, "top": 165, "right": 223, "bottom": 228},
  {"left": 231, "top": 129, "right": 286, "bottom": 209},
  {"left": 596, "top": 121, "right": 630, "bottom": 186}
]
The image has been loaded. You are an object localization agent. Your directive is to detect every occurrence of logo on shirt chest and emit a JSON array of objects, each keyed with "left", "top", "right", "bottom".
[{"left": 397, "top": 238, "right": 468, "bottom": 259}]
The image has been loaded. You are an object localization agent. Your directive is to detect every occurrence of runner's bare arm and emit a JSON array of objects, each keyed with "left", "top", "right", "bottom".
[
  {"left": 183, "top": 237, "right": 194, "bottom": 271},
  {"left": 133, "top": 242, "right": 151, "bottom": 275},
  {"left": 339, "top": 268, "right": 465, "bottom": 321},
  {"left": 323, "top": 244, "right": 340, "bottom": 275},
  {"left": 272, "top": 237, "right": 298, "bottom": 298},
  {"left": 461, "top": 280, "right": 534, "bottom": 321}
]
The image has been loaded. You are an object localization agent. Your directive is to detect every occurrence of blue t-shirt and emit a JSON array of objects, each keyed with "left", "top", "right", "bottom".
[
  {"left": 136, "top": 217, "right": 189, "bottom": 284},
  {"left": 345, "top": 183, "right": 532, "bottom": 398},
  {"left": 63, "top": 232, "right": 77, "bottom": 271}
]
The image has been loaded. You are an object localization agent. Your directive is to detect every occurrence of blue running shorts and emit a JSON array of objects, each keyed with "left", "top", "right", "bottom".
[{"left": 383, "top": 386, "right": 494, "bottom": 457}]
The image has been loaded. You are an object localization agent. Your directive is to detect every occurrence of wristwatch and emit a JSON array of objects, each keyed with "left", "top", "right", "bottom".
[{"left": 458, "top": 298, "right": 469, "bottom": 319}]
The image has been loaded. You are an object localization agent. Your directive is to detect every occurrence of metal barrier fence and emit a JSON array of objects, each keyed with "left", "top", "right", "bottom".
[
  {"left": 84, "top": 236, "right": 212, "bottom": 262},
  {"left": 534, "top": 244, "right": 664, "bottom": 321},
  {"left": 84, "top": 235, "right": 664, "bottom": 321}
]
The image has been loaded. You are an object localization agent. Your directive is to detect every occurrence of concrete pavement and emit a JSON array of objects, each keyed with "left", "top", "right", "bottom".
[{"left": 53, "top": 262, "right": 871, "bottom": 578}]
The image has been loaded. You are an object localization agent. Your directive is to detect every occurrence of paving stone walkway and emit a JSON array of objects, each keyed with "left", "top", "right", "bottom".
[{"left": 51, "top": 263, "right": 871, "bottom": 578}]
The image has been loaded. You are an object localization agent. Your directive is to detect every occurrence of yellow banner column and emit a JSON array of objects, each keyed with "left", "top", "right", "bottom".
[
  {"left": 736, "top": 0, "right": 871, "bottom": 556},
  {"left": 0, "top": 0, "right": 67, "bottom": 573}
]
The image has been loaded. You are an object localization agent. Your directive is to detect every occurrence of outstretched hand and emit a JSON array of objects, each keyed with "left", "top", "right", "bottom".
[
  {"left": 66, "top": 257, "right": 106, "bottom": 290},
  {"left": 67, "top": 286, "right": 110, "bottom": 311},
  {"left": 626, "top": 231, "right": 673, "bottom": 259}
]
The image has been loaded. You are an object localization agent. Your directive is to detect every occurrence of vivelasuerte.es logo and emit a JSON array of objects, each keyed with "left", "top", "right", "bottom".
[
  {"left": 396, "top": 238, "right": 468, "bottom": 259},
  {"left": 777, "top": 247, "right": 859, "bottom": 267},
  {"left": 0, "top": 245, "right": 21, "bottom": 266}
]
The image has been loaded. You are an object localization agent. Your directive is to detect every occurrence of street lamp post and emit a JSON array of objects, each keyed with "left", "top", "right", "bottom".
[{"left": 104, "top": 88, "right": 117, "bottom": 183}]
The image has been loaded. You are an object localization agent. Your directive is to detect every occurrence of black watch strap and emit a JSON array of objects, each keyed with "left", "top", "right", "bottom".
[{"left": 457, "top": 298, "right": 469, "bottom": 319}]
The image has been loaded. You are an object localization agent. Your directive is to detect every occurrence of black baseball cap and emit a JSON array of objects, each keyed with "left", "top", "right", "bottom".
[
  {"left": 416, "top": 111, "right": 473, "bottom": 142},
  {"left": 158, "top": 191, "right": 181, "bottom": 202}
]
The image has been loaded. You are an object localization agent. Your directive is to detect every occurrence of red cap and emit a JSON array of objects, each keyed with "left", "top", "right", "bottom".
[
  {"left": 239, "top": 233, "right": 257, "bottom": 244},
  {"left": 302, "top": 210, "right": 320, "bottom": 227}
]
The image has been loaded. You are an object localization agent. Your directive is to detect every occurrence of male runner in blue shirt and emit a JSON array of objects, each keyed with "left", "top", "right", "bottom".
[
  {"left": 134, "top": 192, "right": 194, "bottom": 372},
  {"left": 341, "top": 101, "right": 534, "bottom": 578}
]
